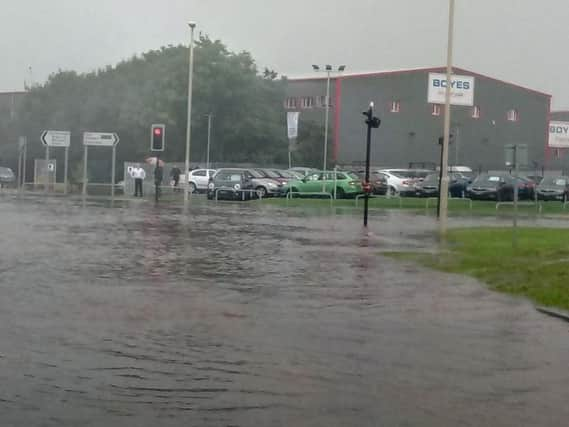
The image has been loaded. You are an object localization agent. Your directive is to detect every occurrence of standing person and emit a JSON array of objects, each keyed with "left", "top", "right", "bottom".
[
  {"left": 132, "top": 165, "right": 146, "bottom": 197},
  {"left": 154, "top": 165, "right": 164, "bottom": 200},
  {"left": 170, "top": 166, "right": 181, "bottom": 192}
]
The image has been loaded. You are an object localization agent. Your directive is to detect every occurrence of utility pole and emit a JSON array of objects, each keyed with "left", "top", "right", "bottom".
[
  {"left": 439, "top": 0, "right": 456, "bottom": 234},
  {"left": 206, "top": 113, "right": 213, "bottom": 170},
  {"left": 184, "top": 21, "right": 197, "bottom": 203}
]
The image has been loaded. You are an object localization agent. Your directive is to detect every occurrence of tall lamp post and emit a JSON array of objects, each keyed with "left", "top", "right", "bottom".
[
  {"left": 439, "top": 0, "right": 456, "bottom": 234},
  {"left": 184, "top": 21, "right": 197, "bottom": 203},
  {"left": 205, "top": 113, "right": 213, "bottom": 170},
  {"left": 312, "top": 64, "right": 346, "bottom": 173}
]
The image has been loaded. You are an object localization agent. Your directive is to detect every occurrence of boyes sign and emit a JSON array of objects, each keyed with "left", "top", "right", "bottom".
[
  {"left": 428, "top": 73, "right": 475, "bottom": 107},
  {"left": 548, "top": 121, "right": 569, "bottom": 149}
]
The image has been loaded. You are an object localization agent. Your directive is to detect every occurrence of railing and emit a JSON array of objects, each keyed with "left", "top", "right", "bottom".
[
  {"left": 425, "top": 197, "right": 473, "bottom": 210},
  {"left": 286, "top": 191, "right": 333, "bottom": 206},
  {"left": 355, "top": 194, "right": 402, "bottom": 208},
  {"left": 496, "top": 201, "right": 542, "bottom": 213}
]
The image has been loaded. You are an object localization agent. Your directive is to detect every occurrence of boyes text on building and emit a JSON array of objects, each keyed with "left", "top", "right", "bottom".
[{"left": 284, "top": 67, "right": 551, "bottom": 171}]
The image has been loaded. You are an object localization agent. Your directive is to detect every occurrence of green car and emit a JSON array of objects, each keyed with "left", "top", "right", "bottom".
[{"left": 283, "top": 171, "right": 363, "bottom": 199}]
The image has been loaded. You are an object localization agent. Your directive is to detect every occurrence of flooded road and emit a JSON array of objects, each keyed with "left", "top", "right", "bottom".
[{"left": 1, "top": 194, "right": 568, "bottom": 426}]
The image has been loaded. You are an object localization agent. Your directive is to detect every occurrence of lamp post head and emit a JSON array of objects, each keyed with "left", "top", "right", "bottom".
[
  {"left": 325, "top": 65, "right": 333, "bottom": 71},
  {"left": 312, "top": 65, "right": 320, "bottom": 71},
  {"left": 188, "top": 21, "right": 197, "bottom": 29},
  {"left": 338, "top": 65, "right": 346, "bottom": 72}
]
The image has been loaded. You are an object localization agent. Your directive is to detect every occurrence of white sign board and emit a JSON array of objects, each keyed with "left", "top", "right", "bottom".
[
  {"left": 428, "top": 73, "right": 475, "bottom": 106},
  {"left": 83, "top": 132, "right": 119, "bottom": 147},
  {"left": 287, "top": 112, "right": 300, "bottom": 139},
  {"left": 548, "top": 121, "right": 569, "bottom": 148},
  {"left": 41, "top": 130, "right": 71, "bottom": 147}
]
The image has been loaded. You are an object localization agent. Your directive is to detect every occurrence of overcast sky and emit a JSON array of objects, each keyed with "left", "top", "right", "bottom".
[{"left": 2, "top": 0, "right": 569, "bottom": 108}]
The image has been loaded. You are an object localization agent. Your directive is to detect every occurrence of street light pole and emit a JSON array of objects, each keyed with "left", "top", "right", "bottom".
[
  {"left": 323, "top": 69, "right": 331, "bottom": 173},
  {"left": 206, "top": 113, "right": 213, "bottom": 170},
  {"left": 184, "top": 21, "right": 197, "bottom": 203},
  {"left": 439, "top": 0, "right": 455, "bottom": 234}
]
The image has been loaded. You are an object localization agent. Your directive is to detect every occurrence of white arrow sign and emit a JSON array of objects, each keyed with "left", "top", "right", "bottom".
[
  {"left": 83, "top": 132, "right": 120, "bottom": 147},
  {"left": 41, "top": 130, "right": 71, "bottom": 147}
]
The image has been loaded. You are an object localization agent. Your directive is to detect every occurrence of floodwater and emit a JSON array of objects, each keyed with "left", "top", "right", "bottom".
[{"left": 0, "top": 194, "right": 568, "bottom": 427}]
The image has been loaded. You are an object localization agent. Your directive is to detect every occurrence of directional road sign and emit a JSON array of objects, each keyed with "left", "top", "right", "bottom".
[
  {"left": 41, "top": 130, "right": 71, "bottom": 147},
  {"left": 83, "top": 132, "right": 120, "bottom": 147}
]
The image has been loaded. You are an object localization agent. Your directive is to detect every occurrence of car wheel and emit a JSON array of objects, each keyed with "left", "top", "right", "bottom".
[
  {"left": 389, "top": 186, "right": 399, "bottom": 197},
  {"left": 256, "top": 186, "right": 267, "bottom": 198},
  {"left": 188, "top": 182, "right": 197, "bottom": 193},
  {"left": 335, "top": 187, "right": 345, "bottom": 199}
]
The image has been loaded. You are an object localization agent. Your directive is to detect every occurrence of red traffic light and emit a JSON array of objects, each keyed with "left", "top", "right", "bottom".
[{"left": 154, "top": 128, "right": 162, "bottom": 136}]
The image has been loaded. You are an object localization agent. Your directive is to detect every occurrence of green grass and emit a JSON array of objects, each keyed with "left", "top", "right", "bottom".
[
  {"left": 388, "top": 228, "right": 569, "bottom": 310},
  {"left": 256, "top": 196, "right": 569, "bottom": 217}
]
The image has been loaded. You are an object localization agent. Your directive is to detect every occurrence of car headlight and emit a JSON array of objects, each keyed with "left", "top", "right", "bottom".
[{"left": 267, "top": 182, "right": 277, "bottom": 188}]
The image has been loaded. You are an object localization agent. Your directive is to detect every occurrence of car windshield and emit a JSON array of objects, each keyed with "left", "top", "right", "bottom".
[
  {"left": 261, "top": 169, "right": 280, "bottom": 178},
  {"left": 215, "top": 171, "right": 242, "bottom": 182},
  {"left": 540, "top": 176, "right": 568, "bottom": 187},
  {"left": 473, "top": 175, "right": 504, "bottom": 185},
  {"left": 248, "top": 169, "right": 263, "bottom": 178},
  {"left": 0, "top": 167, "right": 13, "bottom": 175},
  {"left": 423, "top": 174, "right": 439, "bottom": 184}
]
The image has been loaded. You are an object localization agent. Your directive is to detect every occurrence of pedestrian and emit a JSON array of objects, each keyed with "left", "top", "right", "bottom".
[
  {"left": 154, "top": 165, "right": 164, "bottom": 199},
  {"left": 170, "top": 166, "right": 181, "bottom": 192},
  {"left": 131, "top": 165, "right": 146, "bottom": 197}
]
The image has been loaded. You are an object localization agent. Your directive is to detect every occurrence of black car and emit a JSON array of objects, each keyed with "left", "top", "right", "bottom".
[
  {"left": 467, "top": 174, "right": 514, "bottom": 201},
  {"left": 206, "top": 169, "right": 256, "bottom": 201},
  {"left": 536, "top": 176, "right": 569, "bottom": 201},
  {"left": 415, "top": 173, "right": 470, "bottom": 198}
]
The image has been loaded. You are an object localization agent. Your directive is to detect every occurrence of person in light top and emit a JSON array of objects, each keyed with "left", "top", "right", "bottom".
[{"left": 130, "top": 165, "right": 146, "bottom": 197}]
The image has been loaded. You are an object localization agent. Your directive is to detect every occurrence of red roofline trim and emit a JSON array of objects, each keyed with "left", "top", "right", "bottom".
[{"left": 288, "top": 66, "right": 551, "bottom": 98}]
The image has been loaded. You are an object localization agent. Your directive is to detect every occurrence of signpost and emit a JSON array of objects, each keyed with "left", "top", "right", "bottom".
[
  {"left": 41, "top": 130, "right": 70, "bottom": 194},
  {"left": 505, "top": 144, "right": 528, "bottom": 248},
  {"left": 17, "top": 136, "right": 27, "bottom": 192},
  {"left": 82, "top": 132, "right": 119, "bottom": 197}
]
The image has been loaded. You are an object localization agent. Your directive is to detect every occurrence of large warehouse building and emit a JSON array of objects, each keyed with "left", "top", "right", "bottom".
[{"left": 284, "top": 67, "right": 551, "bottom": 171}]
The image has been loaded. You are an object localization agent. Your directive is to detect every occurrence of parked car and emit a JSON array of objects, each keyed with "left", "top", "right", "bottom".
[
  {"left": 0, "top": 167, "right": 15, "bottom": 188},
  {"left": 515, "top": 176, "right": 537, "bottom": 200},
  {"left": 253, "top": 168, "right": 289, "bottom": 185},
  {"left": 188, "top": 169, "right": 216, "bottom": 193},
  {"left": 536, "top": 176, "right": 569, "bottom": 201},
  {"left": 206, "top": 169, "right": 256, "bottom": 201},
  {"left": 466, "top": 174, "right": 515, "bottom": 201},
  {"left": 208, "top": 168, "right": 281, "bottom": 198},
  {"left": 355, "top": 170, "right": 388, "bottom": 195},
  {"left": 378, "top": 169, "right": 425, "bottom": 196},
  {"left": 415, "top": 173, "right": 471, "bottom": 198},
  {"left": 282, "top": 171, "right": 363, "bottom": 199}
]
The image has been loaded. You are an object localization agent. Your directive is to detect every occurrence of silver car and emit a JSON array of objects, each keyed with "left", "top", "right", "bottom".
[
  {"left": 0, "top": 167, "right": 15, "bottom": 188},
  {"left": 208, "top": 168, "right": 281, "bottom": 199}
]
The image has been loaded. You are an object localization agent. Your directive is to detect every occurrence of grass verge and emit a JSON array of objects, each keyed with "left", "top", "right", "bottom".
[
  {"left": 386, "top": 228, "right": 569, "bottom": 311},
  {"left": 256, "top": 197, "right": 569, "bottom": 216}
]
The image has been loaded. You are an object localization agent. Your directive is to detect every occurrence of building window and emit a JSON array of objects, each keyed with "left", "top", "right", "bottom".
[
  {"left": 507, "top": 109, "right": 519, "bottom": 122},
  {"left": 315, "top": 95, "right": 329, "bottom": 108},
  {"left": 300, "top": 96, "right": 314, "bottom": 109},
  {"left": 390, "top": 100, "right": 401, "bottom": 113},
  {"left": 284, "top": 97, "right": 297, "bottom": 109},
  {"left": 432, "top": 104, "right": 441, "bottom": 116},
  {"left": 472, "top": 105, "right": 481, "bottom": 119}
]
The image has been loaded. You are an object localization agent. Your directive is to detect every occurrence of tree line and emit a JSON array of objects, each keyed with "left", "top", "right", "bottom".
[{"left": 0, "top": 36, "right": 327, "bottom": 182}]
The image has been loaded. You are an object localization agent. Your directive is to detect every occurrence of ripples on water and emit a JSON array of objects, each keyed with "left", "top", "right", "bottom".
[{"left": 0, "top": 195, "right": 568, "bottom": 426}]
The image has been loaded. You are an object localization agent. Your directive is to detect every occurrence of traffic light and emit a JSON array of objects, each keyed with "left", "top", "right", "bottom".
[{"left": 151, "top": 124, "right": 165, "bottom": 151}]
